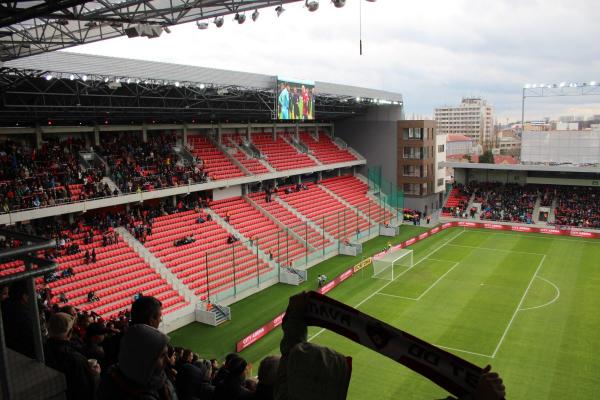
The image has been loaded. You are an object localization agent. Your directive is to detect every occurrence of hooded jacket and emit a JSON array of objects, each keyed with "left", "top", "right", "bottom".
[{"left": 98, "top": 324, "right": 177, "bottom": 400}]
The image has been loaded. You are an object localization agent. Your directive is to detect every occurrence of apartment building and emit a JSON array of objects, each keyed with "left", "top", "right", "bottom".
[{"left": 435, "top": 97, "right": 494, "bottom": 144}]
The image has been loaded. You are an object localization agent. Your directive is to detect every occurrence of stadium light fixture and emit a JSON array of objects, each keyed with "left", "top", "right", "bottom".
[
  {"left": 559, "top": 82, "right": 566, "bottom": 87},
  {"left": 175, "top": 81, "right": 180, "bottom": 87},
  {"left": 332, "top": 0, "right": 346, "bottom": 8},
  {"left": 214, "top": 17, "right": 224, "bottom": 27},
  {"left": 590, "top": 81, "right": 598, "bottom": 86},
  {"left": 306, "top": 0, "right": 319, "bottom": 11},
  {"left": 234, "top": 13, "right": 246, "bottom": 24},
  {"left": 82, "top": 75, "right": 88, "bottom": 82},
  {"left": 126, "top": 78, "right": 131, "bottom": 84},
  {"left": 69, "top": 74, "right": 75, "bottom": 81},
  {"left": 199, "top": 83, "right": 206, "bottom": 89},
  {"left": 104, "top": 77, "right": 109, "bottom": 83},
  {"left": 524, "top": 83, "right": 531, "bottom": 89},
  {"left": 116, "top": 78, "right": 121, "bottom": 83},
  {"left": 252, "top": 9, "right": 260, "bottom": 21},
  {"left": 569, "top": 82, "right": 577, "bottom": 88},
  {"left": 197, "top": 21, "right": 209, "bottom": 29},
  {"left": 45, "top": 74, "right": 53, "bottom": 81}
]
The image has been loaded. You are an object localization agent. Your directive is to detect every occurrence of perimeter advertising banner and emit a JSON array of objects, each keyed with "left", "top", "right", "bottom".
[{"left": 276, "top": 77, "right": 315, "bottom": 120}]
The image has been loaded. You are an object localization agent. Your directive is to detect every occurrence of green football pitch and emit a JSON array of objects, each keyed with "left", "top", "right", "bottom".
[{"left": 169, "top": 226, "right": 600, "bottom": 399}]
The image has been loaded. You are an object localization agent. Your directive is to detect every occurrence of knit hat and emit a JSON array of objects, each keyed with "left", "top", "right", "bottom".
[
  {"left": 47, "top": 312, "right": 75, "bottom": 338},
  {"left": 285, "top": 342, "right": 352, "bottom": 400}
]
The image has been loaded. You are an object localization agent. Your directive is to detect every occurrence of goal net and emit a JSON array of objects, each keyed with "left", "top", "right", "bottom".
[{"left": 372, "top": 249, "right": 413, "bottom": 281}]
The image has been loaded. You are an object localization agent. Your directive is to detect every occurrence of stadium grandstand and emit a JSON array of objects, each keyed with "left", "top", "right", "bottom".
[{"left": 0, "top": 1, "right": 596, "bottom": 400}]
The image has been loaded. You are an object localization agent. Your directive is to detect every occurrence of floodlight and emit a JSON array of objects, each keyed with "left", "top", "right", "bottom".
[
  {"left": 569, "top": 82, "right": 577, "bottom": 87},
  {"left": 214, "top": 17, "right": 224, "bottom": 27},
  {"left": 590, "top": 81, "right": 598, "bottom": 86},
  {"left": 356, "top": 97, "right": 361, "bottom": 101},
  {"left": 197, "top": 21, "right": 209, "bottom": 29},
  {"left": 234, "top": 13, "right": 246, "bottom": 24},
  {"left": 559, "top": 82, "right": 566, "bottom": 87},
  {"left": 275, "top": 5, "right": 285, "bottom": 16},
  {"left": 524, "top": 84, "right": 531, "bottom": 89},
  {"left": 199, "top": 83, "right": 206, "bottom": 89},
  {"left": 116, "top": 78, "right": 121, "bottom": 83},
  {"left": 45, "top": 74, "right": 53, "bottom": 81},
  {"left": 306, "top": 0, "right": 319, "bottom": 11},
  {"left": 332, "top": 0, "right": 346, "bottom": 8},
  {"left": 104, "top": 77, "right": 109, "bottom": 83},
  {"left": 252, "top": 9, "right": 260, "bottom": 21},
  {"left": 69, "top": 74, "right": 75, "bottom": 81},
  {"left": 532, "top": 84, "right": 537, "bottom": 88},
  {"left": 175, "top": 81, "right": 180, "bottom": 87},
  {"left": 82, "top": 75, "right": 88, "bottom": 82}
]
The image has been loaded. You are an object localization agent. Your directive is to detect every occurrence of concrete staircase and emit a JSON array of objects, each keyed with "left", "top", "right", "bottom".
[
  {"left": 547, "top": 199, "right": 557, "bottom": 223},
  {"left": 317, "top": 184, "right": 378, "bottom": 230},
  {"left": 205, "top": 209, "right": 278, "bottom": 270},
  {"left": 207, "top": 135, "right": 252, "bottom": 176},
  {"left": 273, "top": 195, "right": 337, "bottom": 244},
  {"left": 281, "top": 134, "right": 322, "bottom": 166},
  {"left": 101, "top": 176, "right": 120, "bottom": 194},
  {"left": 227, "top": 138, "right": 276, "bottom": 173},
  {"left": 115, "top": 227, "right": 197, "bottom": 305},
  {"left": 532, "top": 197, "right": 542, "bottom": 223},
  {"left": 244, "top": 195, "right": 315, "bottom": 252}
]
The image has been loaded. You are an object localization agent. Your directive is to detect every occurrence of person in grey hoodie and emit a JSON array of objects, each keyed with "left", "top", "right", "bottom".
[{"left": 98, "top": 324, "right": 177, "bottom": 400}]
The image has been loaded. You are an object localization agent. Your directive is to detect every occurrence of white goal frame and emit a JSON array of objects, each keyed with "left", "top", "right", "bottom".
[{"left": 372, "top": 249, "right": 414, "bottom": 281}]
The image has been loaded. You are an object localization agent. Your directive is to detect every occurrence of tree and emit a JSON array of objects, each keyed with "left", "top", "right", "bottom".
[{"left": 479, "top": 150, "right": 495, "bottom": 164}]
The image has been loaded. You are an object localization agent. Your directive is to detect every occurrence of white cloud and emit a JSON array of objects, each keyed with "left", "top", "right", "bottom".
[{"left": 68, "top": 0, "right": 600, "bottom": 121}]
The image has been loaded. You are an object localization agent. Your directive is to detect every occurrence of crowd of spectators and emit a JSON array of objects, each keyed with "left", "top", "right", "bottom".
[
  {"left": 0, "top": 284, "right": 286, "bottom": 400},
  {"left": 100, "top": 132, "right": 208, "bottom": 194},
  {"left": 0, "top": 138, "right": 108, "bottom": 212},
  {"left": 475, "top": 183, "right": 537, "bottom": 223},
  {"left": 554, "top": 186, "right": 600, "bottom": 229},
  {"left": 1, "top": 284, "right": 506, "bottom": 400}
]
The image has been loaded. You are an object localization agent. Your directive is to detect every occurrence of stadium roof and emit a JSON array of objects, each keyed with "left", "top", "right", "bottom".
[
  {"left": 442, "top": 161, "right": 600, "bottom": 174},
  {"left": 0, "top": 52, "right": 403, "bottom": 125},
  {"left": 0, "top": 0, "right": 304, "bottom": 61},
  {"left": 2, "top": 51, "right": 404, "bottom": 101}
]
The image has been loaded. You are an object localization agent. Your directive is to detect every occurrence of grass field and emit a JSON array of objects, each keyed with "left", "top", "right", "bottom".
[{"left": 170, "top": 226, "right": 600, "bottom": 399}]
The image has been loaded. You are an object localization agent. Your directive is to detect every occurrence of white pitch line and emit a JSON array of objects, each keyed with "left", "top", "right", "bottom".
[
  {"left": 435, "top": 344, "right": 493, "bottom": 359},
  {"left": 519, "top": 276, "right": 561, "bottom": 311},
  {"left": 375, "top": 292, "right": 417, "bottom": 301},
  {"left": 308, "top": 228, "right": 466, "bottom": 343},
  {"left": 416, "top": 262, "right": 460, "bottom": 300},
  {"left": 491, "top": 254, "right": 546, "bottom": 358},
  {"left": 446, "top": 243, "right": 546, "bottom": 256},
  {"left": 478, "top": 230, "right": 599, "bottom": 244}
]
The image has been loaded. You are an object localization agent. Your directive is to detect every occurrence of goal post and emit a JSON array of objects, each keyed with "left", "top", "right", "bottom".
[{"left": 372, "top": 249, "right": 413, "bottom": 281}]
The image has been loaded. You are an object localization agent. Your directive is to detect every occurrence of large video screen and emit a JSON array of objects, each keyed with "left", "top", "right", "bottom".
[{"left": 276, "top": 77, "right": 315, "bottom": 120}]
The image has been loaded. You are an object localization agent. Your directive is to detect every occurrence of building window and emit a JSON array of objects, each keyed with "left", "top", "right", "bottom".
[
  {"left": 403, "top": 183, "right": 422, "bottom": 196},
  {"left": 403, "top": 147, "right": 425, "bottom": 159},
  {"left": 402, "top": 128, "right": 423, "bottom": 140},
  {"left": 438, "top": 163, "right": 445, "bottom": 170},
  {"left": 437, "top": 144, "right": 445, "bottom": 153},
  {"left": 437, "top": 178, "right": 444, "bottom": 186}
]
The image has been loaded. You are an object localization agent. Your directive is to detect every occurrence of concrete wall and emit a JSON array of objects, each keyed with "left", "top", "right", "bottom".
[
  {"left": 212, "top": 185, "right": 242, "bottom": 201},
  {"left": 335, "top": 121, "right": 398, "bottom": 185},
  {"left": 464, "top": 169, "right": 527, "bottom": 184}
]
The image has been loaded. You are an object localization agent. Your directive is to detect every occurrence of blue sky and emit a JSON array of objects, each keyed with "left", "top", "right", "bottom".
[{"left": 69, "top": 0, "right": 600, "bottom": 121}]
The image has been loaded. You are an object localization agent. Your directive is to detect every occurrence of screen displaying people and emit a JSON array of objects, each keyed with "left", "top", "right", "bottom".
[{"left": 277, "top": 78, "right": 314, "bottom": 120}]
